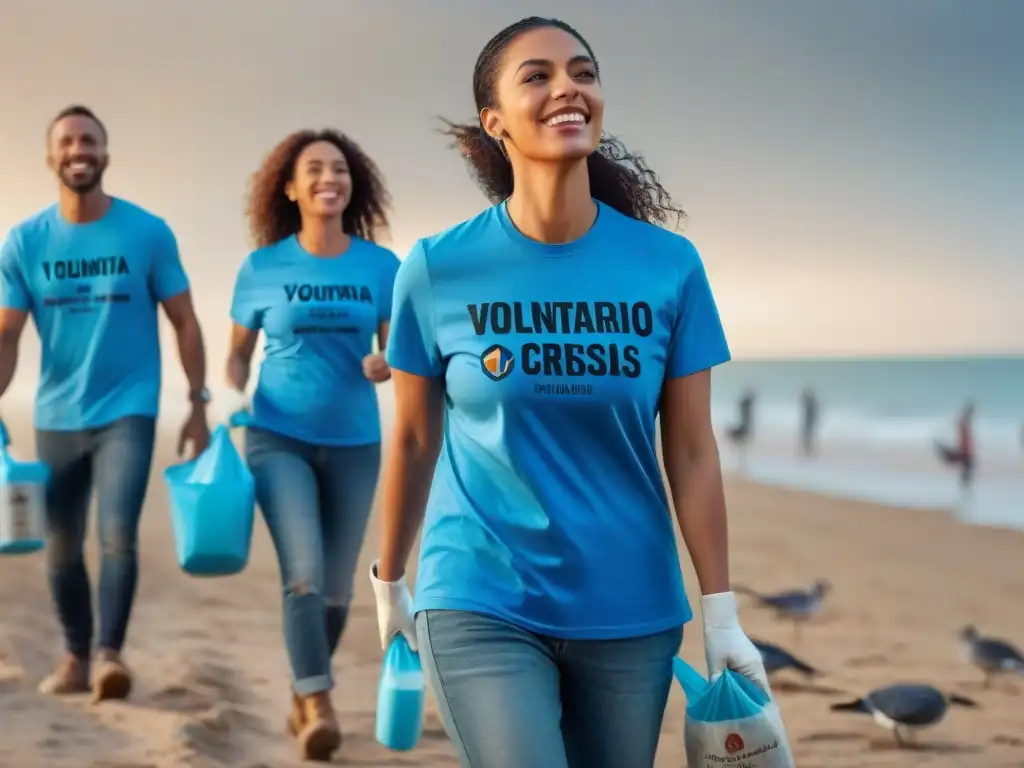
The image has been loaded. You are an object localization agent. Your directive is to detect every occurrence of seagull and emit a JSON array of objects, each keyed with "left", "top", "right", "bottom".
[
  {"left": 752, "top": 639, "right": 819, "bottom": 679},
  {"left": 733, "top": 579, "right": 831, "bottom": 642},
  {"left": 830, "top": 684, "right": 977, "bottom": 747},
  {"left": 958, "top": 624, "right": 1024, "bottom": 688}
]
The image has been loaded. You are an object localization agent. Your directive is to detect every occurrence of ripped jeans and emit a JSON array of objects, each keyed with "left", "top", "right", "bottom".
[{"left": 245, "top": 427, "right": 381, "bottom": 695}]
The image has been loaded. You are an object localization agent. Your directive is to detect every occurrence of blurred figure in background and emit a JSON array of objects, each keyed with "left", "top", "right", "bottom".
[
  {"left": 0, "top": 105, "right": 209, "bottom": 703},
  {"left": 935, "top": 401, "right": 975, "bottom": 493},
  {"left": 799, "top": 387, "right": 819, "bottom": 458},
  {"left": 727, "top": 389, "right": 756, "bottom": 469}
]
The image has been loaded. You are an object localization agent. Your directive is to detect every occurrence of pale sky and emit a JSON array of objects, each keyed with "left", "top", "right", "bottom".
[{"left": 1, "top": 0, "right": 1022, "bottom": 380}]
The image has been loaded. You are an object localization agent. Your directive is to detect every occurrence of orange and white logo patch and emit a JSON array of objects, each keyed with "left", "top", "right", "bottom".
[
  {"left": 724, "top": 733, "right": 745, "bottom": 754},
  {"left": 480, "top": 344, "right": 515, "bottom": 381}
]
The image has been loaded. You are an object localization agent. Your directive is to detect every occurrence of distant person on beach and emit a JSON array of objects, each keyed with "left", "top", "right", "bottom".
[
  {"left": 800, "top": 387, "right": 819, "bottom": 457},
  {"left": 0, "top": 105, "right": 210, "bottom": 700},
  {"left": 370, "top": 17, "right": 768, "bottom": 768},
  {"left": 935, "top": 401, "right": 975, "bottom": 491},
  {"left": 225, "top": 129, "right": 398, "bottom": 761},
  {"left": 727, "top": 389, "right": 756, "bottom": 451}
]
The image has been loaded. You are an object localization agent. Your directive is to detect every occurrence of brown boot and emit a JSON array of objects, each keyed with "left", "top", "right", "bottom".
[
  {"left": 296, "top": 691, "right": 341, "bottom": 761},
  {"left": 286, "top": 690, "right": 305, "bottom": 736},
  {"left": 91, "top": 648, "right": 132, "bottom": 702},
  {"left": 37, "top": 654, "right": 90, "bottom": 695}
]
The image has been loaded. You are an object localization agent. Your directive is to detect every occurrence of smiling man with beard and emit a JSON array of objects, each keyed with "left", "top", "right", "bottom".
[{"left": 0, "top": 104, "right": 210, "bottom": 702}]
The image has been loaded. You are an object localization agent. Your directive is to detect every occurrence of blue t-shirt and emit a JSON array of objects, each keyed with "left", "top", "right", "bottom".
[
  {"left": 230, "top": 235, "right": 401, "bottom": 446},
  {"left": 387, "top": 201, "right": 731, "bottom": 640},
  {"left": 0, "top": 199, "right": 190, "bottom": 431}
]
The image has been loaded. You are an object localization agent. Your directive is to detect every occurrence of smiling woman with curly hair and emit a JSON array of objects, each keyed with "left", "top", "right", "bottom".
[
  {"left": 225, "top": 128, "right": 400, "bottom": 761},
  {"left": 245, "top": 129, "right": 391, "bottom": 248}
]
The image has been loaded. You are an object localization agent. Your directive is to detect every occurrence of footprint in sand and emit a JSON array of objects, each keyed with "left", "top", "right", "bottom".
[
  {"left": 993, "top": 734, "right": 1024, "bottom": 747},
  {"left": 146, "top": 684, "right": 210, "bottom": 715},
  {"left": 141, "top": 658, "right": 275, "bottom": 765},
  {"left": 171, "top": 704, "right": 268, "bottom": 764},
  {"left": 146, "top": 659, "right": 253, "bottom": 714}
]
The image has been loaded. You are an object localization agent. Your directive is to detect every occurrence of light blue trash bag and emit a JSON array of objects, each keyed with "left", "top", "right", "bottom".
[
  {"left": 375, "top": 633, "right": 426, "bottom": 751},
  {"left": 674, "top": 657, "right": 795, "bottom": 767},
  {"left": 164, "top": 418, "right": 255, "bottom": 576}
]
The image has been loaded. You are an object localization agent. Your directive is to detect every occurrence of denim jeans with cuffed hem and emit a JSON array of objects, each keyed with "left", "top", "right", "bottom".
[
  {"left": 245, "top": 427, "right": 380, "bottom": 696},
  {"left": 417, "top": 609, "right": 683, "bottom": 768},
  {"left": 35, "top": 415, "right": 157, "bottom": 659}
]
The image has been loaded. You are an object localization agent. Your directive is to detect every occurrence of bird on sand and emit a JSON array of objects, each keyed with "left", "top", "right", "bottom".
[
  {"left": 733, "top": 579, "right": 831, "bottom": 642},
  {"left": 958, "top": 624, "right": 1024, "bottom": 688},
  {"left": 751, "top": 639, "right": 819, "bottom": 679},
  {"left": 830, "top": 684, "right": 977, "bottom": 747}
]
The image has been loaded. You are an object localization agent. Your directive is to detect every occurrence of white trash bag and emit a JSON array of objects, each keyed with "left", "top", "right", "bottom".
[{"left": 674, "top": 657, "right": 796, "bottom": 767}]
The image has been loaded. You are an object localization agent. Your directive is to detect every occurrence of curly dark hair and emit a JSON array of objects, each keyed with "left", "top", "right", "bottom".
[
  {"left": 441, "top": 17, "right": 685, "bottom": 230},
  {"left": 246, "top": 129, "right": 391, "bottom": 248}
]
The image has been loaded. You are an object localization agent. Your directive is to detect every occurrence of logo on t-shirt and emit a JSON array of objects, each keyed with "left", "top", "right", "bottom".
[
  {"left": 39, "top": 256, "right": 134, "bottom": 313},
  {"left": 41, "top": 256, "right": 129, "bottom": 281},
  {"left": 480, "top": 344, "right": 515, "bottom": 381},
  {"left": 467, "top": 300, "right": 650, "bottom": 391},
  {"left": 281, "top": 282, "right": 374, "bottom": 336},
  {"left": 283, "top": 283, "right": 372, "bottom": 303}
]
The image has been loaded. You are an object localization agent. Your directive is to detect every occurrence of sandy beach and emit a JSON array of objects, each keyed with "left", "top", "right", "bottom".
[{"left": 1, "top": 408, "right": 1023, "bottom": 768}]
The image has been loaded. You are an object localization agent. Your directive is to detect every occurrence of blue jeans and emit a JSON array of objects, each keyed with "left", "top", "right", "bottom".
[
  {"left": 417, "top": 610, "right": 683, "bottom": 768},
  {"left": 245, "top": 427, "right": 381, "bottom": 695},
  {"left": 35, "top": 415, "right": 157, "bottom": 659}
]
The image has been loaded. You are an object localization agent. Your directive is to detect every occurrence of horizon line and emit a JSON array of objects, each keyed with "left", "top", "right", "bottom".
[{"left": 731, "top": 350, "right": 1024, "bottom": 364}]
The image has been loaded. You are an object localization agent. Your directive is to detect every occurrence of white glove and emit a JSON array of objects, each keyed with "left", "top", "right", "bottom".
[
  {"left": 701, "top": 591, "right": 771, "bottom": 693},
  {"left": 369, "top": 559, "right": 418, "bottom": 652},
  {"left": 217, "top": 387, "right": 251, "bottom": 426}
]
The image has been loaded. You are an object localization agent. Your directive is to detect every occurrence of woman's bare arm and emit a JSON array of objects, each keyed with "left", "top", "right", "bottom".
[
  {"left": 376, "top": 370, "right": 445, "bottom": 582},
  {"left": 660, "top": 369, "right": 731, "bottom": 596}
]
